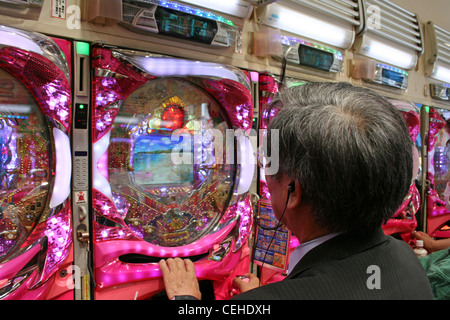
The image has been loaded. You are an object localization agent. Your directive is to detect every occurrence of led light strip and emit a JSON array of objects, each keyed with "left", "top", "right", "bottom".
[
  {"left": 376, "top": 63, "right": 409, "bottom": 76},
  {"left": 177, "top": 0, "right": 252, "bottom": 18},
  {"left": 136, "top": 0, "right": 235, "bottom": 26}
]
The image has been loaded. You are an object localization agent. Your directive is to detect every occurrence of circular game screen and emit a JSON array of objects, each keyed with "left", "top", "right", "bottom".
[{"left": 108, "top": 78, "right": 236, "bottom": 247}]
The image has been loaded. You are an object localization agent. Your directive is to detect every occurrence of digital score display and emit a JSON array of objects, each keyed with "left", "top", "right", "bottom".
[
  {"left": 381, "top": 69, "right": 406, "bottom": 88},
  {"left": 298, "top": 44, "right": 334, "bottom": 71},
  {"left": 155, "top": 6, "right": 218, "bottom": 44}
]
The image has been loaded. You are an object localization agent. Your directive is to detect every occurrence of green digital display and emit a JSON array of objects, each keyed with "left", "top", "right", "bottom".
[
  {"left": 298, "top": 44, "right": 334, "bottom": 71},
  {"left": 155, "top": 6, "right": 218, "bottom": 44}
]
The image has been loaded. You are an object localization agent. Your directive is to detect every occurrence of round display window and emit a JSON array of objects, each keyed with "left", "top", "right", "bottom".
[{"left": 108, "top": 78, "right": 235, "bottom": 247}]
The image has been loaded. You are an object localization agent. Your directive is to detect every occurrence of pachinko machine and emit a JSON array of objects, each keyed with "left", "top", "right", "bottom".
[
  {"left": 0, "top": 25, "right": 73, "bottom": 300},
  {"left": 425, "top": 108, "right": 450, "bottom": 239},
  {"left": 91, "top": 45, "right": 255, "bottom": 299},
  {"left": 252, "top": 73, "right": 300, "bottom": 286},
  {"left": 382, "top": 100, "right": 421, "bottom": 243}
]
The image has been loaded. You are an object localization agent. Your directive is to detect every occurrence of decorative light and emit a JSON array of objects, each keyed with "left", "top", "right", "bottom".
[
  {"left": 20, "top": 205, "right": 72, "bottom": 284},
  {"left": 262, "top": 3, "right": 354, "bottom": 49},
  {"left": 124, "top": 55, "right": 245, "bottom": 84},
  {"left": 355, "top": 36, "right": 417, "bottom": 70},
  {"left": 49, "top": 128, "right": 71, "bottom": 208},
  {"left": 93, "top": 131, "right": 113, "bottom": 200},
  {"left": 234, "top": 198, "right": 253, "bottom": 251},
  {"left": 377, "top": 63, "right": 409, "bottom": 76},
  {"left": 161, "top": 98, "right": 185, "bottom": 131},
  {"left": 431, "top": 63, "right": 450, "bottom": 83},
  {"left": 147, "top": 0, "right": 235, "bottom": 26},
  {"left": 177, "top": 0, "right": 252, "bottom": 18},
  {"left": 236, "top": 134, "right": 255, "bottom": 195}
]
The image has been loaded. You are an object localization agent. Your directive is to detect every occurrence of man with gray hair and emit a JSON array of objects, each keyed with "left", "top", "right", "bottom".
[{"left": 159, "top": 82, "right": 433, "bottom": 300}]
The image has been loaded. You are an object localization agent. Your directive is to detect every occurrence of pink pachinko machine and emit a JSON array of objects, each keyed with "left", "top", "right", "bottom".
[
  {"left": 91, "top": 45, "right": 254, "bottom": 300},
  {"left": 425, "top": 108, "right": 450, "bottom": 239},
  {"left": 382, "top": 100, "right": 421, "bottom": 243},
  {"left": 0, "top": 26, "right": 73, "bottom": 300},
  {"left": 255, "top": 73, "right": 300, "bottom": 286}
]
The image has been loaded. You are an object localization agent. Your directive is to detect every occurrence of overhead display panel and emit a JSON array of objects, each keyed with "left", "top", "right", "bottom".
[
  {"left": 279, "top": 35, "right": 344, "bottom": 72},
  {"left": 120, "top": 0, "right": 240, "bottom": 47},
  {"left": 430, "top": 83, "right": 450, "bottom": 101}
]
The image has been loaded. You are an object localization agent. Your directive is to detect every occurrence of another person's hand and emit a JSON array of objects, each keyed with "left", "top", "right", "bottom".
[
  {"left": 412, "top": 231, "right": 450, "bottom": 253},
  {"left": 159, "top": 258, "right": 201, "bottom": 300},
  {"left": 412, "top": 231, "right": 436, "bottom": 251},
  {"left": 232, "top": 273, "right": 260, "bottom": 293}
]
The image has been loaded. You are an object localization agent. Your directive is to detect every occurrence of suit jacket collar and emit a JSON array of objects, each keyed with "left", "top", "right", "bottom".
[{"left": 286, "top": 227, "right": 387, "bottom": 279}]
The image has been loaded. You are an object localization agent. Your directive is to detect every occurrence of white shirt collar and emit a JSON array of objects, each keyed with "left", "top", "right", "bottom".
[{"left": 287, "top": 232, "right": 341, "bottom": 275}]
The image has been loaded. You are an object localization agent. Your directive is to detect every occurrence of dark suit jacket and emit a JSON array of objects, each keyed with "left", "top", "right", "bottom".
[{"left": 234, "top": 228, "right": 434, "bottom": 300}]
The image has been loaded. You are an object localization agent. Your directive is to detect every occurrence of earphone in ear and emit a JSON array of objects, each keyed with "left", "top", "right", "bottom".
[{"left": 288, "top": 182, "right": 295, "bottom": 193}]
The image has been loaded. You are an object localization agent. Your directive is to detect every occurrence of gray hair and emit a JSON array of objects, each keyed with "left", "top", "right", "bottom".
[{"left": 267, "top": 82, "right": 413, "bottom": 233}]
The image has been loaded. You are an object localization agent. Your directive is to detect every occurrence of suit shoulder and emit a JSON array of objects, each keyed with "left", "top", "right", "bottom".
[{"left": 233, "top": 235, "right": 433, "bottom": 300}]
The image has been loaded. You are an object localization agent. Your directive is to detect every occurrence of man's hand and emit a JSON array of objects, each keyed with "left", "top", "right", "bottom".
[
  {"left": 232, "top": 273, "right": 260, "bottom": 293},
  {"left": 159, "top": 258, "right": 202, "bottom": 300}
]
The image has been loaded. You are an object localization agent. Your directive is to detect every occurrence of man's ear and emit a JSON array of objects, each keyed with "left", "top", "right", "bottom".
[{"left": 287, "top": 180, "right": 302, "bottom": 210}]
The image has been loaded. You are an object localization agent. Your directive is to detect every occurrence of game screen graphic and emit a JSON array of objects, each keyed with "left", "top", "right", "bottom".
[
  {"left": 107, "top": 78, "right": 236, "bottom": 247},
  {"left": 133, "top": 134, "right": 194, "bottom": 187}
]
